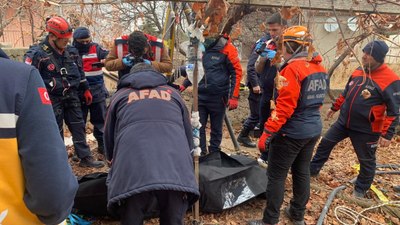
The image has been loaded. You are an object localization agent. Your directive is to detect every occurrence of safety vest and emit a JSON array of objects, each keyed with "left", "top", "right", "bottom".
[
  {"left": 114, "top": 33, "right": 163, "bottom": 62},
  {"left": 82, "top": 45, "right": 103, "bottom": 77}
]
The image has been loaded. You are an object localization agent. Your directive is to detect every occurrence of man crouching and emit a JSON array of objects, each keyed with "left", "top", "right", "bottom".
[{"left": 104, "top": 63, "right": 200, "bottom": 225}]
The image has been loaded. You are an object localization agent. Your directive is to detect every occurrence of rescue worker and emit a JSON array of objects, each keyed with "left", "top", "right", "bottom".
[
  {"left": 199, "top": 33, "right": 242, "bottom": 155},
  {"left": 104, "top": 63, "right": 200, "bottom": 225},
  {"left": 237, "top": 13, "right": 287, "bottom": 152},
  {"left": 249, "top": 26, "right": 328, "bottom": 225},
  {"left": 0, "top": 50, "right": 78, "bottom": 224},
  {"left": 72, "top": 27, "right": 109, "bottom": 155},
  {"left": 310, "top": 40, "right": 400, "bottom": 198},
  {"left": 104, "top": 30, "right": 172, "bottom": 78},
  {"left": 24, "top": 16, "right": 104, "bottom": 168}
]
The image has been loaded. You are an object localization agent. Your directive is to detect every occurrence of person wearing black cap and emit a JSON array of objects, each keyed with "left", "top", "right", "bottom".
[
  {"left": 73, "top": 27, "right": 109, "bottom": 156},
  {"left": 310, "top": 40, "right": 400, "bottom": 198}
]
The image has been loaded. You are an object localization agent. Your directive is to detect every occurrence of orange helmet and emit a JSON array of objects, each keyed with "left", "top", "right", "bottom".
[
  {"left": 46, "top": 16, "right": 73, "bottom": 39},
  {"left": 282, "top": 26, "right": 312, "bottom": 46}
]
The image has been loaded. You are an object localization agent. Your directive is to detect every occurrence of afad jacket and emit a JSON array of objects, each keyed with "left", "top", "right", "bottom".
[
  {"left": 199, "top": 35, "right": 242, "bottom": 100},
  {"left": 331, "top": 64, "right": 400, "bottom": 139},
  {"left": 104, "top": 69, "right": 200, "bottom": 214},
  {"left": 0, "top": 58, "right": 78, "bottom": 225},
  {"left": 265, "top": 52, "right": 329, "bottom": 139}
]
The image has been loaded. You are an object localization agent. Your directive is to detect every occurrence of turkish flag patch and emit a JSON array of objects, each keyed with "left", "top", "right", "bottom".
[
  {"left": 25, "top": 57, "right": 32, "bottom": 65},
  {"left": 37, "top": 88, "right": 51, "bottom": 105},
  {"left": 47, "top": 63, "right": 55, "bottom": 71}
]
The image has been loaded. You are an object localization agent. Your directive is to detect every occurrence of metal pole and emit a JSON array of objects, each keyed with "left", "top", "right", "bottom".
[{"left": 224, "top": 111, "right": 240, "bottom": 151}]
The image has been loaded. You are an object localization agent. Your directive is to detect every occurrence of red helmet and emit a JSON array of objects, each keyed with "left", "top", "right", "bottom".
[{"left": 46, "top": 16, "right": 72, "bottom": 39}]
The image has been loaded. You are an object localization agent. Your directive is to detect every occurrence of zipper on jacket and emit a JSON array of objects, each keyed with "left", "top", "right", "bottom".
[{"left": 346, "top": 79, "right": 363, "bottom": 128}]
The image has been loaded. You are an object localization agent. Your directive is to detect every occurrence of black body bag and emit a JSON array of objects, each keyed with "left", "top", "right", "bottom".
[{"left": 199, "top": 151, "right": 268, "bottom": 213}]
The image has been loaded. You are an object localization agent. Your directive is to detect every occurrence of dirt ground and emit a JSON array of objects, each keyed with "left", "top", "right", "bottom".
[{"left": 69, "top": 86, "right": 400, "bottom": 225}]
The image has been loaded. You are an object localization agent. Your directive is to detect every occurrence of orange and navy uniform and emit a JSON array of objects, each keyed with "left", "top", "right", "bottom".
[
  {"left": 331, "top": 65, "right": 400, "bottom": 139},
  {"left": 199, "top": 35, "right": 242, "bottom": 100},
  {"left": 0, "top": 57, "right": 77, "bottom": 225},
  {"left": 265, "top": 53, "right": 329, "bottom": 138}
]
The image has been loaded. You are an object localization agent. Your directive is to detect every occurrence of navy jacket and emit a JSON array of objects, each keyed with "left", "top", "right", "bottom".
[
  {"left": 0, "top": 58, "right": 78, "bottom": 224},
  {"left": 24, "top": 37, "right": 89, "bottom": 96},
  {"left": 332, "top": 65, "right": 400, "bottom": 139},
  {"left": 104, "top": 68, "right": 199, "bottom": 213},
  {"left": 199, "top": 36, "right": 242, "bottom": 100},
  {"left": 265, "top": 52, "right": 329, "bottom": 139}
]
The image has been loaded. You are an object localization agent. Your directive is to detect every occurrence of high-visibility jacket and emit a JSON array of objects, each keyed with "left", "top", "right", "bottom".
[
  {"left": 114, "top": 34, "right": 163, "bottom": 62},
  {"left": 81, "top": 43, "right": 109, "bottom": 85}
]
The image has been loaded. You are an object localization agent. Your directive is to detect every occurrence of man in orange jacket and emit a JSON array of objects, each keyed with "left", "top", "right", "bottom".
[
  {"left": 310, "top": 40, "right": 400, "bottom": 198},
  {"left": 249, "top": 26, "right": 328, "bottom": 225}
]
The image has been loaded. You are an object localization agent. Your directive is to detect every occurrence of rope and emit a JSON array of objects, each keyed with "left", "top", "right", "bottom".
[{"left": 334, "top": 201, "right": 400, "bottom": 225}]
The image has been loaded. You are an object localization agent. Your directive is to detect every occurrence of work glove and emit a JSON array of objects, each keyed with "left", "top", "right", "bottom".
[
  {"left": 258, "top": 130, "right": 274, "bottom": 152},
  {"left": 84, "top": 89, "right": 93, "bottom": 105},
  {"left": 143, "top": 59, "right": 152, "bottom": 65},
  {"left": 260, "top": 49, "right": 276, "bottom": 59},
  {"left": 122, "top": 56, "right": 134, "bottom": 67},
  {"left": 179, "top": 85, "right": 186, "bottom": 92},
  {"left": 227, "top": 97, "right": 239, "bottom": 110}
]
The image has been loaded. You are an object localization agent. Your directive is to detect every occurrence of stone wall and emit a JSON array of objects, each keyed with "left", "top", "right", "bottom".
[{"left": 2, "top": 47, "right": 28, "bottom": 62}]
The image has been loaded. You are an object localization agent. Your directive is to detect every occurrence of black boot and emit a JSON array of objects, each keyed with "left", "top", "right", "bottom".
[
  {"left": 237, "top": 127, "right": 256, "bottom": 148},
  {"left": 79, "top": 156, "right": 105, "bottom": 168}
]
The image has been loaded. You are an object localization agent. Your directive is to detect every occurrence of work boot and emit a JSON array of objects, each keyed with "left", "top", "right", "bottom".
[
  {"left": 79, "top": 156, "right": 105, "bottom": 168},
  {"left": 285, "top": 206, "right": 305, "bottom": 225},
  {"left": 252, "top": 124, "right": 262, "bottom": 138},
  {"left": 71, "top": 154, "right": 80, "bottom": 162},
  {"left": 237, "top": 127, "right": 256, "bottom": 148},
  {"left": 352, "top": 189, "right": 366, "bottom": 198},
  {"left": 247, "top": 220, "right": 275, "bottom": 225}
]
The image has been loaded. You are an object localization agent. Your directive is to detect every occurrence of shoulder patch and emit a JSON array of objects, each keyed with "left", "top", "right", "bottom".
[
  {"left": 37, "top": 88, "right": 51, "bottom": 105},
  {"left": 25, "top": 57, "right": 32, "bottom": 65}
]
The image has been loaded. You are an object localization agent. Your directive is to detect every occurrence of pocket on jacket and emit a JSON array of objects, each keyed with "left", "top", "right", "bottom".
[{"left": 369, "top": 105, "right": 386, "bottom": 132}]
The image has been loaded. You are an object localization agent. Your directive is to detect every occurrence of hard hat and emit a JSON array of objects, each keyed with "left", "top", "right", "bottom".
[
  {"left": 282, "top": 26, "right": 312, "bottom": 46},
  {"left": 46, "top": 16, "right": 73, "bottom": 39}
]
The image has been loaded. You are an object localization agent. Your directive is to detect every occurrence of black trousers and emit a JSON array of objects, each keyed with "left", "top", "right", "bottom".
[
  {"left": 310, "top": 122, "right": 380, "bottom": 193},
  {"left": 119, "top": 190, "right": 189, "bottom": 225},
  {"left": 199, "top": 97, "right": 226, "bottom": 153},
  {"left": 259, "top": 93, "right": 273, "bottom": 160},
  {"left": 242, "top": 91, "right": 261, "bottom": 130},
  {"left": 50, "top": 92, "right": 91, "bottom": 159},
  {"left": 81, "top": 100, "right": 106, "bottom": 151},
  {"left": 263, "top": 134, "right": 319, "bottom": 224}
]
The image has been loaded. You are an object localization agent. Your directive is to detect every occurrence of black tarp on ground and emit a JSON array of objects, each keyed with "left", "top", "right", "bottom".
[
  {"left": 73, "top": 152, "right": 268, "bottom": 216},
  {"left": 199, "top": 151, "right": 268, "bottom": 213}
]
